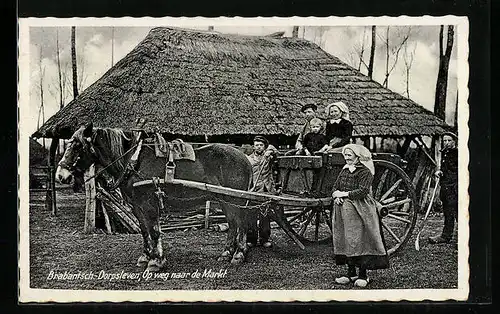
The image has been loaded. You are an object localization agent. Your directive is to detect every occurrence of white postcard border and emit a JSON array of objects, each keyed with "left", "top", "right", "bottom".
[{"left": 18, "top": 15, "right": 470, "bottom": 303}]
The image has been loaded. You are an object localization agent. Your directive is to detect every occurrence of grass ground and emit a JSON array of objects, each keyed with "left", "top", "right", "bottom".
[{"left": 28, "top": 188, "right": 458, "bottom": 291}]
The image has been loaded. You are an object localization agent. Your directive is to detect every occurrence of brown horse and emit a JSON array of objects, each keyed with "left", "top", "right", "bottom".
[{"left": 56, "top": 123, "right": 254, "bottom": 271}]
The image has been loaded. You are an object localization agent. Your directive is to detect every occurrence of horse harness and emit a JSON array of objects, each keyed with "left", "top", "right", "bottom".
[{"left": 86, "top": 131, "right": 279, "bottom": 217}]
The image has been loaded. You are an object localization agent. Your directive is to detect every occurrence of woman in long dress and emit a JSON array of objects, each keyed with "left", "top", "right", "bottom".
[{"left": 331, "top": 144, "right": 389, "bottom": 287}]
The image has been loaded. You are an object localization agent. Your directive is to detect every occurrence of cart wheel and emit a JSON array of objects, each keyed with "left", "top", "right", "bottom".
[
  {"left": 277, "top": 160, "right": 417, "bottom": 251},
  {"left": 373, "top": 160, "right": 418, "bottom": 256},
  {"left": 281, "top": 204, "right": 333, "bottom": 245}
]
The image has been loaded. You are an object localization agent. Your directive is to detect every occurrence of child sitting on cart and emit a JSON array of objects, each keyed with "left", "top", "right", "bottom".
[
  {"left": 296, "top": 118, "right": 329, "bottom": 156},
  {"left": 331, "top": 144, "right": 389, "bottom": 288}
]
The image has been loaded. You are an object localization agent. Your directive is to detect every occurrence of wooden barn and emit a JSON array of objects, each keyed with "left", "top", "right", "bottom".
[
  {"left": 29, "top": 137, "right": 48, "bottom": 188},
  {"left": 33, "top": 27, "right": 453, "bottom": 232}
]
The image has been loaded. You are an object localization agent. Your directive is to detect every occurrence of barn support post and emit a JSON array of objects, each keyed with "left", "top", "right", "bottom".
[
  {"left": 362, "top": 136, "right": 370, "bottom": 148},
  {"left": 379, "top": 136, "right": 385, "bottom": 152},
  {"left": 434, "top": 135, "right": 442, "bottom": 169},
  {"left": 204, "top": 201, "right": 211, "bottom": 229},
  {"left": 370, "top": 137, "right": 375, "bottom": 151},
  {"left": 431, "top": 135, "right": 443, "bottom": 212},
  {"left": 398, "top": 135, "right": 413, "bottom": 158},
  {"left": 84, "top": 164, "right": 97, "bottom": 233},
  {"left": 47, "top": 138, "right": 59, "bottom": 216}
]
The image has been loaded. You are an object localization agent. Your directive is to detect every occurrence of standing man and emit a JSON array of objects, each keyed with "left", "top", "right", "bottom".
[
  {"left": 246, "top": 135, "right": 278, "bottom": 248},
  {"left": 295, "top": 102, "right": 326, "bottom": 152},
  {"left": 429, "top": 132, "right": 459, "bottom": 244}
]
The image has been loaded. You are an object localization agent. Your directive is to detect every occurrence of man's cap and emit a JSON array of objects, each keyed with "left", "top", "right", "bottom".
[
  {"left": 301, "top": 103, "right": 318, "bottom": 113},
  {"left": 442, "top": 131, "right": 458, "bottom": 140},
  {"left": 253, "top": 135, "right": 269, "bottom": 147}
]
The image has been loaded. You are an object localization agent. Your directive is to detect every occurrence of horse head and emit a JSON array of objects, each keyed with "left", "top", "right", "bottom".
[{"left": 56, "top": 122, "right": 97, "bottom": 184}]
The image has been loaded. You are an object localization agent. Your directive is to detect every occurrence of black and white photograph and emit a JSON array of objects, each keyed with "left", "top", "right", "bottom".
[{"left": 18, "top": 17, "right": 469, "bottom": 302}]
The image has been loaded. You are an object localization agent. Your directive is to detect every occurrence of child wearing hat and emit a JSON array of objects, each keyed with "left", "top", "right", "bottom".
[{"left": 295, "top": 103, "right": 326, "bottom": 151}]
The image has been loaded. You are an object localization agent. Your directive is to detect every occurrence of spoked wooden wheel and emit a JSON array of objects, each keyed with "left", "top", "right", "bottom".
[
  {"left": 282, "top": 204, "right": 333, "bottom": 245},
  {"left": 373, "top": 160, "right": 418, "bottom": 256},
  {"left": 277, "top": 160, "right": 417, "bottom": 252}
]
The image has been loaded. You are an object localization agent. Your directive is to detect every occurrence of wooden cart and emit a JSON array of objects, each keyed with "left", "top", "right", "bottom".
[{"left": 133, "top": 152, "right": 418, "bottom": 256}]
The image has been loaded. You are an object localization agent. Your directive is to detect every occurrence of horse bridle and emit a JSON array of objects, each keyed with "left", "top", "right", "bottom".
[{"left": 58, "top": 137, "right": 98, "bottom": 174}]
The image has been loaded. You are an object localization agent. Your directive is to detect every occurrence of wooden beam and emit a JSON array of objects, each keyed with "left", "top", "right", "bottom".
[
  {"left": 133, "top": 178, "right": 333, "bottom": 207},
  {"left": 84, "top": 164, "right": 97, "bottom": 233},
  {"left": 96, "top": 186, "right": 140, "bottom": 233},
  {"left": 204, "top": 201, "right": 210, "bottom": 229},
  {"left": 411, "top": 153, "right": 427, "bottom": 189},
  {"left": 47, "top": 139, "right": 59, "bottom": 216},
  {"left": 413, "top": 136, "right": 437, "bottom": 166},
  {"left": 101, "top": 202, "right": 113, "bottom": 234},
  {"left": 434, "top": 136, "right": 442, "bottom": 170}
]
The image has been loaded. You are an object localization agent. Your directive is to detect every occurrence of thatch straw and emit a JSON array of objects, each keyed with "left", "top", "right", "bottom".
[{"left": 34, "top": 27, "right": 450, "bottom": 139}]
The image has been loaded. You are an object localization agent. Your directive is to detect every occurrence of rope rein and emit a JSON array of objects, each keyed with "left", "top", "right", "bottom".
[{"left": 84, "top": 142, "right": 140, "bottom": 184}]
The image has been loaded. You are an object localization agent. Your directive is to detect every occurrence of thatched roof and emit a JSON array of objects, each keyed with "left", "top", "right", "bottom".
[{"left": 34, "top": 27, "right": 450, "bottom": 139}]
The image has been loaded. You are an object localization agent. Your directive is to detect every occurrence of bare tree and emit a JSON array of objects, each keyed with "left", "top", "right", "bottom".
[
  {"left": 292, "top": 26, "right": 299, "bottom": 38},
  {"left": 48, "top": 58, "right": 71, "bottom": 107},
  {"left": 71, "top": 26, "right": 79, "bottom": 98},
  {"left": 56, "top": 28, "right": 67, "bottom": 154},
  {"left": 344, "top": 50, "right": 360, "bottom": 70},
  {"left": 403, "top": 41, "right": 417, "bottom": 98},
  {"left": 345, "top": 27, "right": 369, "bottom": 72},
  {"left": 56, "top": 29, "right": 64, "bottom": 109},
  {"left": 454, "top": 91, "right": 458, "bottom": 129},
  {"left": 383, "top": 27, "right": 390, "bottom": 87},
  {"left": 368, "top": 26, "right": 376, "bottom": 79},
  {"left": 380, "top": 26, "right": 412, "bottom": 88},
  {"left": 312, "top": 26, "right": 330, "bottom": 49},
  {"left": 77, "top": 53, "right": 88, "bottom": 92},
  {"left": 357, "top": 27, "right": 368, "bottom": 71},
  {"left": 37, "top": 46, "right": 46, "bottom": 148},
  {"left": 434, "top": 25, "right": 455, "bottom": 121}
]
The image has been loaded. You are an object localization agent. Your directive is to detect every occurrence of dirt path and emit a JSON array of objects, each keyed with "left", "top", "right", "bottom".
[{"left": 28, "top": 189, "right": 458, "bottom": 290}]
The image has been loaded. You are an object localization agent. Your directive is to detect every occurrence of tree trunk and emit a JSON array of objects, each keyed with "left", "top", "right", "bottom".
[
  {"left": 56, "top": 30, "right": 63, "bottom": 109},
  {"left": 406, "top": 66, "right": 410, "bottom": 98},
  {"left": 71, "top": 26, "right": 79, "bottom": 98},
  {"left": 368, "top": 26, "right": 376, "bottom": 79},
  {"left": 434, "top": 25, "right": 454, "bottom": 121},
  {"left": 404, "top": 42, "right": 416, "bottom": 99},
  {"left": 358, "top": 27, "right": 367, "bottom": 71},
  {"left": 384, "top": 26, "right": 390, "bottom": 87},
  {"left": 38, "top": 45, "right": 46, "bottom": 148},
  {"left": 292, "top": 26, "right": 299, "bottom": 38},
  {"left": 56, "top": 29, "right": 65, "bottom": 154}
]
